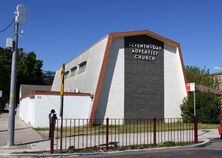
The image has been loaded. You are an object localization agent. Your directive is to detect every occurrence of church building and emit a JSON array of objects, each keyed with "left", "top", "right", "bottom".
[{"left": 51, "top": 30, "right": 187, "bottom": 120}]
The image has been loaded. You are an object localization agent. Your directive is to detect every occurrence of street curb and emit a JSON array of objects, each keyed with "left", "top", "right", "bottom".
[
  {"left": 0, "top": 139, "right": 213, "bottom": 157},
  {"left": 186, "top": 139, "right": 211, "bottom": 148}
]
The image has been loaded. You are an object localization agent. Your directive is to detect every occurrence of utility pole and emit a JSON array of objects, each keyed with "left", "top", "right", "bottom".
[
  {"left": 8, "top": 19, "right": 18, "bottom": 146},
  {"left": 8, "top": 4, "right": 26, "bottom": 146}
]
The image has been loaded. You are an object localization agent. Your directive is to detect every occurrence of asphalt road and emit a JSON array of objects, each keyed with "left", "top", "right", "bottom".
[
  {"left": 79, "top": 140, "right": 222, "bottom": 158},
  {"left": 3, "top": 148, "right": 222, "bottom": 158},
  {"left": 79, "top": 148, "right": 222, "bottom": 158}
]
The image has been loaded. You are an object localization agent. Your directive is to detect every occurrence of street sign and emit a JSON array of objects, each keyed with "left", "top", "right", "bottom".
[
  {"left": 60, "top": 64, "right": 65, "bottom": 96},
  {"left": 190, "top": 83, "right": 195, "bottom": 91},
  {"left": 186, "top": 83, "right": 195, "bottom": 92}
]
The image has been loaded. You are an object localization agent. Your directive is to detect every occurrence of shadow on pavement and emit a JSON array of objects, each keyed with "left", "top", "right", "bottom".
[
  {"left": 14, "top": 138, "right": 49, "bottom": 146},
  {"left": 0, "top": 127, "right": 33, "bottom": 133}
]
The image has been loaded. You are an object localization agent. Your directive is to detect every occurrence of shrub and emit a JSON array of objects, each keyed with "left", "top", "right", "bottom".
[{"left": 180, "top": 92, "right": 221, "bottom": 124}]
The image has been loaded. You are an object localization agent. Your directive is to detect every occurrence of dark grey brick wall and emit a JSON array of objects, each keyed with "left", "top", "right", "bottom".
[{"left": 124, "top": 35, "right": 164, "bottom": 118}]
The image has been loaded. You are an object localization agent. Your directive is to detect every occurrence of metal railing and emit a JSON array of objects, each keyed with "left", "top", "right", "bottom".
[{"left": 52, "top": 117, "right": 198, "bottom": 152}]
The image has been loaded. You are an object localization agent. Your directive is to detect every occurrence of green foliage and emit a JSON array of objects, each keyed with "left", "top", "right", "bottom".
[
  {"left": 17, "top": 51, "right": 43, "bottom": 84},
  {"left": 0, "top": 47, "right": 44, "bottom": 111},
  {"left": 159, "top": 141, "right": 176, "bottom": 147},
  {"left": 0, "top": 48, "right": 12, "bottom": 111},
  {"left": 158, "top": 141, "right": 185, "bottom": 147},
  {"left": 181, "top": 92, "right": 221, "bottom": 123},
  {"left": 34, "top": 127, "right": 49, "bottom": 131},
  {"left": 66, "top": 142, "right": 185, "bottom": 153},
  {"left": 185, "top": 65, "right": 218, "bottom": 88},
  {"left": 181, "top": 66, "right": 221, "bottom": 123}
]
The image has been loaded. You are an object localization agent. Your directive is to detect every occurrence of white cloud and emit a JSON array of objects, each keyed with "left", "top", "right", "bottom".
[{"left": 214, "top": 66, "right": 222, "bottom": 70}]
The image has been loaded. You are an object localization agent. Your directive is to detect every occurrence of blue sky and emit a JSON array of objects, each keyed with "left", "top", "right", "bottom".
[{"left": 0, "top": 0, "right": 222, "bottom": 72}]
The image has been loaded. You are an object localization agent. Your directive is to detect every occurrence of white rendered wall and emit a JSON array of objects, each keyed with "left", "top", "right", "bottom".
[
  {"left": 51, "top": 36, "right": 108, "bottom": 95},
  {"left": 98, "top": 38, "right": 125, "bottom": 119},
  {"left": 19, "top": 97, "right": 35, "bottom": 125},
  {"left": 164, "top": 44, "right": 187, "bottom": 118},
  {"left": 19, "top": 95, "right": 92, "bottom": 128}
]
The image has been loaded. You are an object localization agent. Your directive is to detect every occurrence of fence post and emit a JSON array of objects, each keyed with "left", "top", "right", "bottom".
[
  {"left": 153, "top": 118, "right": 156, "bottom": 145},
  {"left": 106, "top": 118, "right": 109, "bottom": 150},
  {"left": 50, "top": 115, "right": 57, "bottom": 153},
  {"left": 194, "top": 116, "right": 198, "bottom": 144}
]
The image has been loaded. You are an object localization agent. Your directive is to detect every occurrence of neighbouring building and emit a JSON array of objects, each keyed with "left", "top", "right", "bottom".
[
  {"left": 210, "top": 72, "right": 222, "bottom": 91},
  {"left": 42, "top": 71, "right": 55, "bottom": 85},
  {"left": 52, "top": 30, "right": 187, "bottom": 120},
  {"left": 19, "top": 84, "right": 52, "bottom": 99}
]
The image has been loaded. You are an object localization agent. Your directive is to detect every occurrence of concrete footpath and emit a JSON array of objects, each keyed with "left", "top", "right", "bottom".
[
  {"left": 0, "top": 112, "right": 221, "bottom": 156},
  {"left": 0, "top": 113, "right": 49, "bottom": 154}
]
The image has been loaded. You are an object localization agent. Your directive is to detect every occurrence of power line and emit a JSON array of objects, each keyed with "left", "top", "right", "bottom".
[{"left": 0, "top": 17, "right": 15, "bottom": 33}]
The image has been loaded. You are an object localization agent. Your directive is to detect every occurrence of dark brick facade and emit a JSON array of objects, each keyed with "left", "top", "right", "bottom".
[{"left": 124, "top": 35, "right": 164, "bottom": 118}]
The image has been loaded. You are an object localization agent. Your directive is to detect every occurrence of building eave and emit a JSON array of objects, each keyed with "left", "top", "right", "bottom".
[{"left": 20, "top": 90, "right": 93, "bottom": 100}]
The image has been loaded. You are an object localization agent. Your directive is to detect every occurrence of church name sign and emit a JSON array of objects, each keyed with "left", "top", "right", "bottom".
[{"left": 128, "top": 42, "right": 162, "bottom": 61}]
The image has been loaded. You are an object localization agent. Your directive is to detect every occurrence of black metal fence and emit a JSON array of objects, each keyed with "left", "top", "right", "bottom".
[{"left": 53, "top": 117, "right": 198, "bottom": 152}]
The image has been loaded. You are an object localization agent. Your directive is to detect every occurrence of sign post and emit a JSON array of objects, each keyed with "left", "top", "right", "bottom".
[
  {"left": 60, "top": 64, "right": 65, "bottom": 152},
  {"left": 192, "top": 84, "right": 196, "bottom": 116},
  {"left": 186, "top": 82, "right": 197, "bottom": 143}
]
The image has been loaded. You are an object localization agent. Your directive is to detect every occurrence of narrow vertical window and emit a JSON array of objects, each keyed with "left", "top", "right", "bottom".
[
  {"left": 64, "top": 71, "right": 69, "bottom": 79},
  {"left": 70, "top": 66, "right": 77, "bottom": 77},
  {"left": 78, "top": 61, "right": 87, "bottom": 74}
]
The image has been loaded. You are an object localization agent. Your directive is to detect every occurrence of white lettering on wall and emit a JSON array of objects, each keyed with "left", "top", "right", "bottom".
[{"left": 128, "top": 42, "right": 162, "bottom": 61}]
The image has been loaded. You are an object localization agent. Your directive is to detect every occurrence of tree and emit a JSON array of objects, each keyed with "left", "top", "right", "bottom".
[
  {"left": 0, "top": 47, "right": 44, "bottom": 112},
  {"left": 17, "top": 51, "right": 43, "bottom": 84},
  {"left": 185, "top": 65, "right": 218, "bottom": 88},
  {"left": 0, "top": 48, "right": 12, "bottom": 111},
  {"left": 181, "top": 66, "right": 222, "bottom": 123}
]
